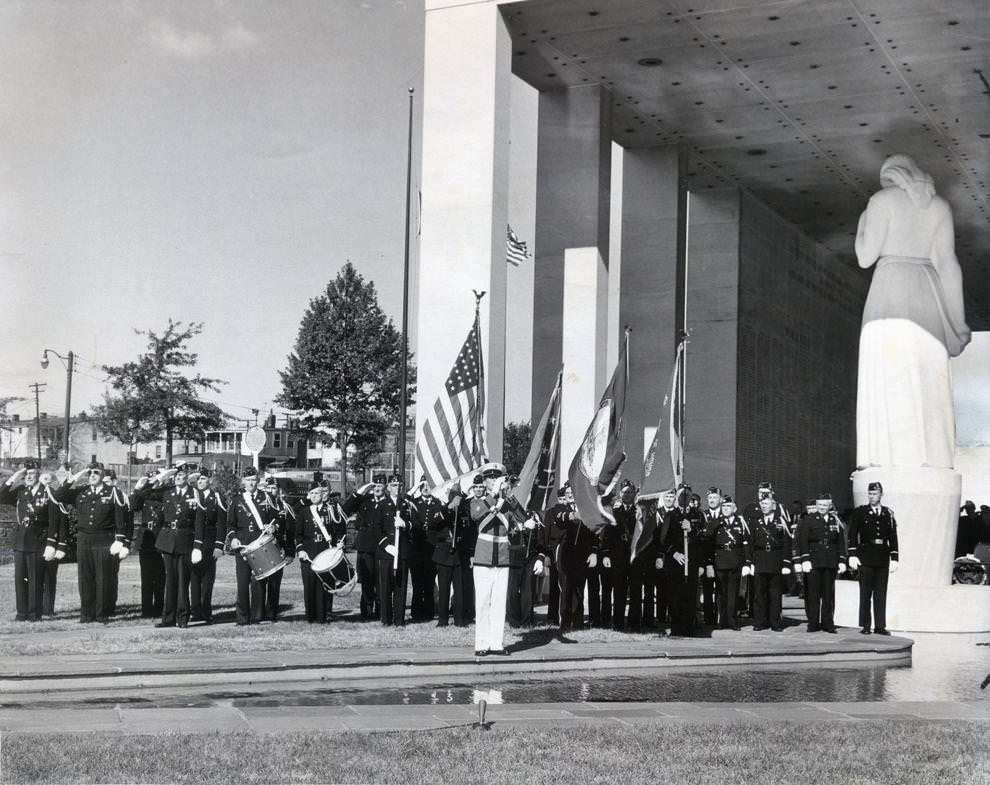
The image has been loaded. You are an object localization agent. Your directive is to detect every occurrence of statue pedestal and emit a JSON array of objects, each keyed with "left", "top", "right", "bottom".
[{"left": 836, "top": 467, "right": 990, "bottom": 631}]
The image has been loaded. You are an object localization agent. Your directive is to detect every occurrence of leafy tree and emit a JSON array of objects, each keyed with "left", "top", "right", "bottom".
[
  {"left": 502, "top": 421, "right": 533, "bottom": 477},
  {"left": 96, "top": 320, "right": 227, "bottom": 465},
  {"left": 277, "top": 262, "right": 415, "bottom": 491}
]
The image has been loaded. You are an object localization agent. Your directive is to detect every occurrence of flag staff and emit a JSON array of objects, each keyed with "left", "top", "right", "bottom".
[{"left": 398, "top": 87, "right": 414, "bottom": 491}]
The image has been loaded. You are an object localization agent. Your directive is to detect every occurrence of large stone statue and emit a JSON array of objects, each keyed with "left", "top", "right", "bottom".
[
  {"left": 855, "top": 154, "right": 971, "bottom": 469},
  {"left": 840, "top": 155, "right": 988, "bottom": 631}
]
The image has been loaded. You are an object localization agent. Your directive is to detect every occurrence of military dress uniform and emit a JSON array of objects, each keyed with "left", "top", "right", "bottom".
[
  {"left": 696, "top": 505, "right": 721, "bottom": 626},
  {"left": 341, "top": 489, "right": 389, "bottom": 620},
  {"left": 747, "top": 510, "right": 792, "bottom": 630},
  {"left": 797, "top": 508, "right": 848, "bottom": 632},
  {"left": 54, "top": 480, "right": 129, "bottom": 623},
  {"left": 191, "top": 486, "right": 226, "bottom": 623},
  {"left": 0, "top": 479, "right": 59, "bottom": 621},
  {"left": 429, "top": 489, "right": 470, "bottom": 627},
  {"left": 661, "top": 504, "right": 704, "bottom": 636},
  {"left": 373, "top": 493, "right": 413, "bottom": 627},
  {"left": 505, "top": 496, "right": 543, "bottom": 629},
  {"left": 471, "top": 488, "right": 516, "bottom": 653},
  {"left": 130, "top": 486, "right": 165, "bottom": 618},
  {"left": 407, "top": 489, "right": 440, "bottom": 622},
  {"left": 553, "top": 501, "right": 597, "bottom": 632},
  {"left": 600, "top": 501, "right": 635, "bottom": 631},
  {"left": 149, "top": 484, "right": 199, "bottom": 627},
  {"left": 712, "top": 512, "right": 750, "bottom": 630},
  {"left": 848, "top": 501, "right": 899, "bottom": 634},
  {"left": 540, "top": 500, "right": 566, "bottom": 625},
  {"left": 296, "top": 500, "right": 346, "bottom": 623},
  {"left": 628, "top": 503, "right": 664, "bottom": 631},
  {"left": 223, "top": 485, "right": 280, "bottom": 625}
]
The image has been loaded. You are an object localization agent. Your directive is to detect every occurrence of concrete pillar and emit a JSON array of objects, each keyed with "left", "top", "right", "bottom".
[
  {"left": 531, "top": 86, "right": 612, "bottom": 440},
  {"left": 617, "top": 145, "right": 687, "bottom": 484},
  {"left": 560, "top": 247, "right": 609, "bottom": 475},
  {"left": 417, "top": 0, "right": 510, "bottom": 465}
]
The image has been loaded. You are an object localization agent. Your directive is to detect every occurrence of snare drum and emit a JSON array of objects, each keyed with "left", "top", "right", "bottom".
[
  {"left": 241, "top": 533, "right": 288, "bottom": 580},
  {"left": 310, "top": 546, "right": 357, "bottom": 595}
]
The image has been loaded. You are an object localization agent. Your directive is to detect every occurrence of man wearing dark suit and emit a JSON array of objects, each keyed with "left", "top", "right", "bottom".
[
  {"left": 661, "top": 484, "right": 704, "bottom": 637},
  {"left": 296, "top": 484, "right": 347, "bottom": 623},
  {"left": 504, "top": 476, "right": 544, "bottom": 629},
  {"left": 341, "top": 473, "right": 389, "bottom": 620},
  {"left": 129, "top": 471, "right": 165, "bottom": 618},
  {"left": 848, "top": 481, "right": 899, "bottom": 635},
  {"left": 53, "top": 463, "right": 129, "bottom": 623},
  {"left": 627, "top": 494, "right": 665, "bottom": 632},
  {"left": 712, "top": 496, "right": 751, "bottom": 630},
  {"left": 149, "top": 465, "right": 198, "bottom": 628},
  {"left": 430, "top": 481, "right": 471, "bottom": 627},
  {"left": 0, "top": 462, "right": 59, "bottom": 621},
  {"left": 696, "top": 486, "right": 723, "bottom": 626},
  {"left": 222, "top": 466, "right": 281, "bottom": 625},
  {"left": 407, "top": 476, "right": 439, "bottom": 622},
  {"left": 747, "top": 493, "right": 792, "bottom": 631},
  {"left": 189, "top": 468, "right": 225, "bottom": 624},
  {"left": 376, "top": 475, "right": 413, "bottom": 626},
  {"left": 553, "top": 483, "right": 598, "bottom": 632},
  {"left": 540, "top": 487, "right": 566, "bottom": 625},
  {"left": 600, "top": 480, "right": 636, "bottom": 631},
  {"left": 797, "top": 493, "right": 848, "bottom": 633}
]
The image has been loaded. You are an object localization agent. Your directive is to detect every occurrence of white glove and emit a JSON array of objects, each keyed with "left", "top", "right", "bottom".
[
  {"left": 212, "top": 547, "right": 223, "bottom": 560},
  {"left": 230, "top": 538, "right": 242, "bottom": 550},
  {"left": 469, "top": 557, "right": 474, "bottom": 567},
  {"left": 889, "top": 560, "right": 899, "bottom": 573},
  {"left": 109, "top": 540, "right": 122, "bottom": 556},
  {"left": 298, "top": 551, "right": 310, "bottom": 563},
  {"left": 782, "top": 567, "right": 791, "bottom": 575},
  {"left": 602, "top": 556, "right": 612, "bottom": 569},
  {"left": 697, "top": 566, "right": 705, "bottom": 578},
  {"left": 394, "top": 514, "right": 406, "bottom": 529},
  {"left": 848, "top": 556, "right": 861, "bottom": 570},
  {"left": 524, "top": 517, "right": 536, "bottom": 530},
  {"left": 741, "top": 565, "right": 753, "bottom": 577},
  {"left": 385, "top": 544, "right": 397, "bottom": 557},
  {"left": 191, "top": 548, "right": 202, "bottom": 565},
  {"left": 532, "top": 559, "right": 544, "bottom": 576},
  {"left": 39, "top": 474, "right": 51, "bottom": 487},
  {"left": 118, "top": 546, "right": 130, "bottom": 561},
  {"left": 680, "top": 520, "right": 692, "bottom": 533},
  {"left": 792, "top": 561, "right": 803, "bottom": 574},
  {"left": 801, "top": 560, "right": 812, "bottom": 572},
  {"left": 655, "top": 557, "right": 664, "bottom": 570},
  {"left": 55, "top": 549, "right": 66, "bottom": 560},
  {"left": 838, "top": 563, "right": 847, "bottom": 575},
  {"left": 43, "top": 545, "right": 56, "bottom": 561},
  {"left": 357, "top": 482, "right": 374, "bottom": 495},
  {"left": 673, "top": 552, "right": 686, "bottom": 566},
  {"left": 587, "top": 553, "right": 597, "bottom": 569},
  {"left": 705, "top": 565, "right": 715, "bottom": 579}
]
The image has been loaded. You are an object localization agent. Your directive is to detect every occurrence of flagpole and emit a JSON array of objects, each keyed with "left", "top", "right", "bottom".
[{"left": 398, "top": 87, "right": 414, "bottom": 494}]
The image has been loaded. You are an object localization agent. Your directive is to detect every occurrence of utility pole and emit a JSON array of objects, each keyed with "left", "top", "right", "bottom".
[{"left": 29, "top": 382, "right": 46, "bottom": 462}]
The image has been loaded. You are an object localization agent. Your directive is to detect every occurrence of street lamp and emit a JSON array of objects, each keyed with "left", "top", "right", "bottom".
[{"left": 40, "top": 349, "right": 74, "bottom": 463}]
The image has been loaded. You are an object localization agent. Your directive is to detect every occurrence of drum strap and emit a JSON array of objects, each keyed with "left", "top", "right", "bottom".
[
  {"left": 311, "top": 505, "right": 333, "bottom": 544},
  {"left": 244, "top": 492, "right": 265, "bottom": 530}
]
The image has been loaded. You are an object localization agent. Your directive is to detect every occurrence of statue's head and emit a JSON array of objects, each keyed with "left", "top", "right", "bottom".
[{"left": 880, "top": 154, "right": 934, "bottom": 206}]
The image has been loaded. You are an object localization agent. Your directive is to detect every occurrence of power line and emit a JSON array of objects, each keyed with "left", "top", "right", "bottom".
[{"left": 28, "top": 381, "right": 46, "bottom": 461}]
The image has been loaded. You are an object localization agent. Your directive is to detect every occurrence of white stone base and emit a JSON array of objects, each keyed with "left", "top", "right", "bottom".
[{"left": 836, "top": 581, "right": 990, "bottom": 632}]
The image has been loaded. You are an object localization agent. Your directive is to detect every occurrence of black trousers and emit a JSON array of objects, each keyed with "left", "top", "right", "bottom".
[
  {"left": 355, "top": 551, "right": 378, "bottom": 619},
  {"left": 408, "top": 551, "right": 436, "bottom": 621},
  {"left": 600, "top": 565, "right": 629, "bottom": 630},
  {"left": 806, "top": 567, "right": 837, "bottom": 630},
  {"left": 235, "top": 554, "right": 268, "bottom": 624},
  {"left": 139, "top": 550, "right": 165, "bottom": 617},
  {"left": 753, "top": 571, "right": 783, "bottom": 628},
  {"left": 42, "top": 558, "right": 58, "bottom": 616},
  {"left": 544, "top": 560, "right": 560, "bottom": 625},
  {"left": 76, "top": 532, "right": 117, "bottom": 622},
  {"left": 265, "top": 568, "right": 283, "bottom": 620},
  {"left": 558, "top": 562, "right": 587, "bottom": 631},
  {"left": 459, "top": 550, "right": 475, "bottom": 621},
  {"left": 627, "top": 560, "right": 658, "bottom": 631},
  {"left": 507, "top": 558, "right": 539, "bottom": 628},
  {"left": 585, "top": 564, "right": 602, "bottom": 626},
  {"left": 700, "top": 572, "right": 717, "bottom": 624},
  {"left": 376, "top": 558, "right": 408, "bottom": 626},
  {"left": 13, "top": 549, "right": 44, "bottom": 620},
  {"left": 190, "top": 555, "right": 217, "bottom": 622},
  {"left": 435, "top": 561, "right": 465, "bottom": 626},
  {"left": 665, "top": 562, "right": 698, "bottom": 636},
  {"left": 858, "top": 564, "right": 889, "bottom": 630},
  {"left": 300, "top": 560, "right": 333, "bottom": 622},
  {"left": 716, "top": 569, "right": 741, "bottom": 627},
  {"left": 161, "top": 551, "right": 192, "bottom": 626}
]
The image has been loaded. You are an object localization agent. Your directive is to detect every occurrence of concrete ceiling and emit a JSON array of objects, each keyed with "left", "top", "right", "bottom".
[{"left": 503, "top": 0, "right": 989, "bottom": 328}]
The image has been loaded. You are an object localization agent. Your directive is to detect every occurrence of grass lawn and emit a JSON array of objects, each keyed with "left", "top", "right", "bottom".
[
  {"left": 0, "top": 560, "right": 655, "bottom": 656},
  {"left": 2, "top": 722, "right": 987, "bottom": 784}
]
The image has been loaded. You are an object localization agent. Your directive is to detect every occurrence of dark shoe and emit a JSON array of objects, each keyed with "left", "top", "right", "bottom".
[
  {"left": 823, "top": 627, "right": 837, "bottom": 634},
  {"left": 771, "top": 626, "right": 784, "bottom": 632},
  {"left": 236, "top": 621, "right": 250, "bottom": 626},
  {"left": 202, "top": 618, "right": 213, "bottom": 625},
  {"left": 489, "top": 648, "right": 509, "bottom": 656},
  {"left": 177, "top": 621, "right": 188, "bottom": 628},
  {"left": 15, "top": 615, "right": 27, "bottom": 622},
  {"left": 436, "top": 621, "right": 448, "bottom": 628},
  {"left": 155, "top": 621, "right": 175, "bottom": 629},
  {"left": 731, "top": 623, "right": 741, "bottom": 631},
  {"left": 875, "top": 628, "right": 891, "bottom": 636},
  {"left": 860, "top": 627, "right": 872, "bottom": 635},
  {"left": 474, "top": 649, "right": 489, "bottom": 657},
  {"left": 807, "top": 625, "right": 820, "bottom": 633},
  {"left": 753, "top": 625, "right": 768, "bottom": 631}
]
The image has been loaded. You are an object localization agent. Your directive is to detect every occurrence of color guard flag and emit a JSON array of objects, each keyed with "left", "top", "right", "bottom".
[
  {"left": 566, "top": 330, "right": 629, "bottom": 533},
  {"left": 415, "top": 308, "right": 489, "bottom": 488},
  {"left": 506, "top": 225, "right": 529, "bottom": 267},
  {"left": 639, "top": 338, "right": 685, "bottom": 499},
  {"left": 513, "top": 367, "right": 562, "bottom": 513}
]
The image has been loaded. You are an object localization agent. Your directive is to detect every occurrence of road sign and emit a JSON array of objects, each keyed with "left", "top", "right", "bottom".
[{"left": 244, "top": 426, "right": 267, "bottom": 453}]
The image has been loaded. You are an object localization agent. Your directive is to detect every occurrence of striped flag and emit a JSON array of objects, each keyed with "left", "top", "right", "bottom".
[
  {"left": 640, "top": 338, "right": 685, "bottom": 499},
  {"left": 512, "top": 367, "right": 562, "bottom": 513},
  {"left": 506, "top": 225, "right": 529, "bottom": 267},
  {"left": 415, "top": 309, "right": 489, "bottom": 488}
]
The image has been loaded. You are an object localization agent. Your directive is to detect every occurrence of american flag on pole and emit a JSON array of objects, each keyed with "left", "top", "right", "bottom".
[
  {"left": 506, "top": 225, "right": 529, "bottom": 267},
  {"left": 415, "top": 308, "right": 489, "bottom": 489}
]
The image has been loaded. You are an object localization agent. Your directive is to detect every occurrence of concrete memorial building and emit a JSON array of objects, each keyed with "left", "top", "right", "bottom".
[{"left": 414, "top": 1, "right": 989, "bottom": 628}]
